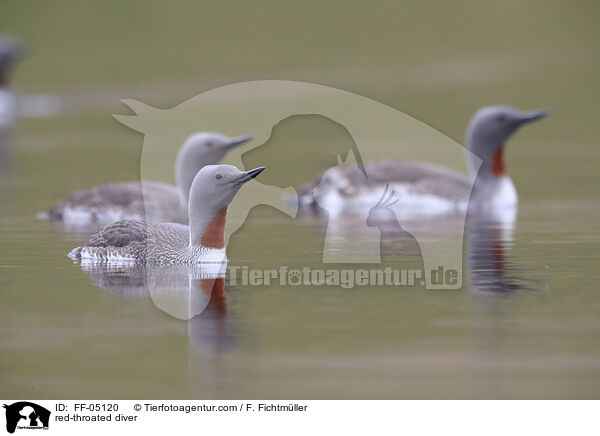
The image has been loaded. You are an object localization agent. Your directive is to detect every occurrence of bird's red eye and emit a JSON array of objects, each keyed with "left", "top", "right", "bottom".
[
  {"left": 215, "top": 174, "right": 222, "bottom": 180},
  {"left": 206, "top": 142, "right": 214, "bottom": 148},
  {"left": 497, "top": 115, "right": 507, "bottom": 123}
]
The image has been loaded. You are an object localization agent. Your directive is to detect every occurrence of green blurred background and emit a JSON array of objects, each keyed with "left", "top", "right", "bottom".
[{"left": 2, "top": 0, "right": 600, "bottom": 196}]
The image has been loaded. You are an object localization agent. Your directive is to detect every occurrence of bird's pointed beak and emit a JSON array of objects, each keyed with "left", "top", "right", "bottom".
[
  {"left": 520, "top": 109, "right": 549, "bottom": 124},
  {"left": 237, "top": 166, "right": 266, "bottom": 184},
  {"left": 226, "top": 135, "right": 254, "bottom": 149}
]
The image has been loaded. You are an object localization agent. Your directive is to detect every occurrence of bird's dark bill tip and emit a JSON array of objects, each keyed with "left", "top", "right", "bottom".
[{"left": 246, "top": 166, "right": 266, "bottom": 179}]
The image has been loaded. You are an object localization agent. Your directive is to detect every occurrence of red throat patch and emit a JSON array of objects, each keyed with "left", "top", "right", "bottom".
[
  {"left": 491, "top": 146, "right": 505, "bottom": 176},
  {"left": 200, "top": 207, "right": 227, "bottom": 248}
]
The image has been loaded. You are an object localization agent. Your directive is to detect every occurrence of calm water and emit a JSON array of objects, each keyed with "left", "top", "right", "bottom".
[
  {"left": 2, "top": 108, "right": 600, "bottom": 399},
  {"left": 2, "top": 0, "right": 600, "bottom": 399}
]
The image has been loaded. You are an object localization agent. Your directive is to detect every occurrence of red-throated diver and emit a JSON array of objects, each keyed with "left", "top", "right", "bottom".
[
  {"left": 297, "top": 106, "right": 548, "bottom": 213},
  {"left": 0, "top": 35, "right": 24, "bottom": 138},
  {"left": 69, "top": 165, "right": 265, "bottom": 264},
  {"left": 41, "top": 133, "right": 253, "bottom": 225}
]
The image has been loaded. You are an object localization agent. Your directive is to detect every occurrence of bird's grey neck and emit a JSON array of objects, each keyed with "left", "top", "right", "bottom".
[
  {"left": 188, "top": 201, "right": 227, "bottom": 249},
  {"left": 466, "top": 131, "right": 500, "bottom": 181},
  {"left": 175, "top": 146, "right": 213, "bottom": 209},
  {"left": 176, "top": 158, "right": 203, "bottom": 208}
]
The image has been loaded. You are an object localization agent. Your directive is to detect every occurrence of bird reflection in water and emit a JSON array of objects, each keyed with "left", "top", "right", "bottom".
[
  {"left": 466, "top": 208, "right": 532, "bottom": 294},
  {"left": 76, "top": 261, "right": 236, "bottom": 355}
]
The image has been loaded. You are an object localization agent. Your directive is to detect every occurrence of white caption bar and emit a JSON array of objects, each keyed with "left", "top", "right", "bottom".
[{"left": 1, "top": 400, "right": 597, "bottom": 435}]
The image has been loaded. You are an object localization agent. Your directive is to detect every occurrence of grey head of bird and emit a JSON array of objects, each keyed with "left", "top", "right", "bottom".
[
  {"left": 175, "top": 132, "right": 254, "bottom": 206},
  {"left": 188, "top": 164, "right": 265, "bottom": 247},
  {"left": 0, "top": 35, "right": 25, "bottom": 85},
  {"left": 466, "top": 105, "right": 549, "bottom": 175}
]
